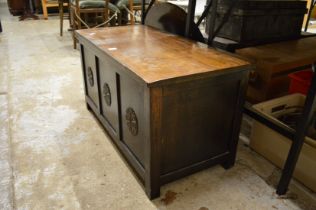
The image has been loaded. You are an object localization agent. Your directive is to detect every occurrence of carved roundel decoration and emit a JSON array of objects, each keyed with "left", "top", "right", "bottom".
[
  {"left": 87, "top": 67, "right": 94, "bottom": 87},
  {"left": 103, "top": 83, "right": 111, "bottom": 106},
  {"left": 125, "top": 107, "right": 138, "bottom": 136}
]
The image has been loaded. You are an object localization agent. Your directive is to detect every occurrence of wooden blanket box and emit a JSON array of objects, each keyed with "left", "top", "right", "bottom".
[{"left": 76, "top": 25, "right": 250, "bottom": 199}]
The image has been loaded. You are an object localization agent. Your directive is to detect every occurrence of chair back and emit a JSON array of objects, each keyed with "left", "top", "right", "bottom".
[{"left": 144, "top": 2, "right": 204, "bottom": 42}]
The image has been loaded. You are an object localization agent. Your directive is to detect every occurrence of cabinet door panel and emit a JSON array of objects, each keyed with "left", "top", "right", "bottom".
[
  {"left": 98, "top": 57, "right": 119, "bottom": 134},
  {"left": 83, "top": 47, "right": 99, "bottom": 109},
  {"left": 120, "top": 74, "right": 145, "bottom": 166}
]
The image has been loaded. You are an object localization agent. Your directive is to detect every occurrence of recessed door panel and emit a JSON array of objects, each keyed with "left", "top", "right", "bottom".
[
  {"left": 120, "top": 74, "right": 145, "bottom": 166},
  {"left": 83, "top": 47, "right": 99, "bottom": 109},
  {"left": 98, "top": 57, "right": 119, "bottom": 135}
]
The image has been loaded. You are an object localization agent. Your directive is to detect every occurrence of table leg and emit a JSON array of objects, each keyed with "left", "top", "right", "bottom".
[{"left": 59, "top": 2, "right": 64, "bottom": 36}]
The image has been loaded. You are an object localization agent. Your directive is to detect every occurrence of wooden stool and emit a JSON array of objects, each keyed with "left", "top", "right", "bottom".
[
  {"left": 42, "top": 0, "right": 68, "bottom": 19},
  {"left": 58, "top": 0, "right": 70, "bottom": 36}
]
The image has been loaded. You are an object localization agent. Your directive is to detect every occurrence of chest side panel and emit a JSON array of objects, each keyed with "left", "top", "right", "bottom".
[{"left": 160, "top": 70, "right": 246, "bottom": 174}]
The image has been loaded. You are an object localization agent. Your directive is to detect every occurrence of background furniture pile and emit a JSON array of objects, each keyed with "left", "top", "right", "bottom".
[{"left": 138, "top": 0, "right": 316, "bottom": 196}]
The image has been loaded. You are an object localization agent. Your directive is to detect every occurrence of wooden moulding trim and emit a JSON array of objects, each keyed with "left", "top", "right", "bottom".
[
  {"left": 160, "top": 152, "right": 230, "bottom": 185},
  {"left": 85, "top": 95, "right": 99, "bottom": 114},
  {"left": 85, "top": 97, "right": 146, "bottom": 181},
  {"left": 144, "top": 87, "right": 162, "bottom": 199}
]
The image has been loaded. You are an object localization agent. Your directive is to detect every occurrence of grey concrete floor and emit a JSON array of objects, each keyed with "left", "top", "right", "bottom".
[{"left": 0, "top": 3, "right": 316, "bottom": 210}]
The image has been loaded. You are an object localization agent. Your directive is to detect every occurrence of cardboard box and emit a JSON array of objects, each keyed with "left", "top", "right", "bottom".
[{"left": 250, "top": 94, "right": 316, "bottom": 192}]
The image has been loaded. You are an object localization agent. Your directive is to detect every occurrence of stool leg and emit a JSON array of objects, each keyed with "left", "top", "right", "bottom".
[
  {"left": 70, "top": 6, "right": 77, "bottom": 49},
  {"left": 41, "top": 0, "right": 48, "bottom": 19},
  {"left": 68, "top": 3, "right": 72, "bottom": 28},
  {"left": 73, "top": 31, "right": 77, "bottom": 49},
  {"left": 59, "top": 2, "right": 64, "bottom": 36},
  {"left": 128, "top": 0, "right": 134, "bottom": 25},
  {"left": 117, "top": 13, "right": 122, "bottom": 26}
]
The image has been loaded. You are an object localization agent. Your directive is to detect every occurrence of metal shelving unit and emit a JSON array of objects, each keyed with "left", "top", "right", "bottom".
[{"left": 140, "top": 0, "right": 316, "bottom": 196}]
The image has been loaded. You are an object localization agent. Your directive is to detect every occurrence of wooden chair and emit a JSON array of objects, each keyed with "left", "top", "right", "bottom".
[
  {"left": 70, "top": 0, "right": 121, "bottom": 48},
  {"left": 58, "top": 0, "right": 71, "bottom": 36},
  {"left": 115, "top": 0, "right": 143, "bottom": 24},
  {"left": 41, "top": 0, "right": 68, "bottom": 19},
  {"left": 144, "top": 2, "right": 204, "bottom": 42}
]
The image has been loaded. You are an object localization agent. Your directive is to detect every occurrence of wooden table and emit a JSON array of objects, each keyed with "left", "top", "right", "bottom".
[
  {"left": 236, "top": 36, "right": 316, "bottom": 102},
  {"left": 76, "top": 25, "right": 250, "bottom": 199}
]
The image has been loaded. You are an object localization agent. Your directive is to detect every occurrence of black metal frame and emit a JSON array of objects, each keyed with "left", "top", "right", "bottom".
[
  {"left": 140, "top": 0, "right": 316, "bottom": 196},
  {"left": 276, "top": 63, "right": 316, "bottom": 194},
  {"left": 245, "top": 64, "right": 316, "bottom": 195},
  {"left": 140, "top": 0, "right": 219, "bottom": 42},
  {"left": 141, "top": 0, "right": 155, "bottom": 24}
]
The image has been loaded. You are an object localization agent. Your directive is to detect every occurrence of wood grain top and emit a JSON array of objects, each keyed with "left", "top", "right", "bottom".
[
  {"left": 236, "top": 36, "right": 316, "bottom": 73},
  {"left": 76, "top": 25, "right": 250, "bottom": 85}
]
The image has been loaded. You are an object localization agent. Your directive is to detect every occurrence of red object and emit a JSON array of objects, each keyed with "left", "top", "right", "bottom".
[{"left": 288, "top": 70, "right": 314, "bottom": 95}]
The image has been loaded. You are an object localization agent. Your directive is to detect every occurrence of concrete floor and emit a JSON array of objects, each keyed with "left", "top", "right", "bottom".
[{"left": 1, "top": 3, "right": 316, "bottom": 210}]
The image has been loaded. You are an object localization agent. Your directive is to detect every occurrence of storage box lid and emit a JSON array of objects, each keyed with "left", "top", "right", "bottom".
[
  {"left": 218, "top": 0, "right": 307, "bottom": 10},
  {"left": 217, "top": 0, "right": 307, "bottom": 15}
]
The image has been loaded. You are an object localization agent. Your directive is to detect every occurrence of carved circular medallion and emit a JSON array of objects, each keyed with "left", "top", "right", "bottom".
[
  {"left": 125, "top": 108, "right": 138, "bottom": 136},
  {"left": 103, "top": 83, "right": 111, "bottom": 106},
  {"left": 87, "top": 67, "right": 94, "bottom": 86}
]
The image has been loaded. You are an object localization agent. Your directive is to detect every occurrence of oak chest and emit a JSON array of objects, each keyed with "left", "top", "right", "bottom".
[{"left": 76, "top": 25, "right": 250, "bottom": 199}]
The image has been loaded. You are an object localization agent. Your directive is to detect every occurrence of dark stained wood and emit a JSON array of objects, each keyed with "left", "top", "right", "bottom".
[
  {"left": 120, "top": 71, "right": 146, "bottom": 165},
  {"left": 76, "top": 25, "right": 250, "bottom": 199},
  {"left": 223, "top": 69, "right": 249, "bottom": 168},
  {"left": 98, "top": 55, "right": 120, "bottom": 135},
  {"left": 83, "top": 47, "right": 100, "bottom": 111},
  {"left": 161, "top": 72, "right": 240, "bottom": 174},
  {"left": 7, "top": 0, "right": 25, "bottom": 15},
  {"left": 144, "top": 87, "right": 163, "bottom": 198}
]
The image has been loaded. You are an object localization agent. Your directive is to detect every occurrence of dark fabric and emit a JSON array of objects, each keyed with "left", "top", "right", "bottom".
[{"left": 145, "top": 3, "right": 205, "bottom": 42}]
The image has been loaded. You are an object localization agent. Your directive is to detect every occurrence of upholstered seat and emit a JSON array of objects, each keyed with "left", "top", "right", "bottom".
[
  {"left": 72, "top": 0, "right": 120, "bottom": 13},
  {"left": 115, "top": 0, "right": 141, "bottom": 9}
]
